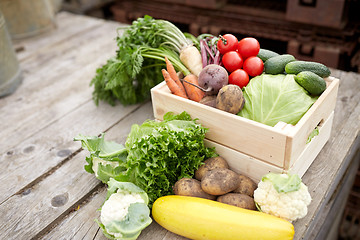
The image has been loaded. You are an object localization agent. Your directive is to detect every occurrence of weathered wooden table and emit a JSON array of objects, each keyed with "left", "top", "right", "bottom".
[{"left": 1, "top": 12, "right": 359, "bottom": 240}]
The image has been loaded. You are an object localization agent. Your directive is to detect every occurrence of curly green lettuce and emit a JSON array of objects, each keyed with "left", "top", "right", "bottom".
[{"left": 74, "top": 112, "right": 216, "bottom": 206}]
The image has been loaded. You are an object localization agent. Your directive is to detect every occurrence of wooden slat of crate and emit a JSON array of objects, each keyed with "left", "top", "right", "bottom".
[
  {"left": 204, "top": 139, "right": 282, "bottom": 182},
  {"left": 289, "top": 111, "right": 334, "bottom": 175},
  {"left": 204, "top": 111, "right": 334, "bottom": 182},
  {"left": 286, "top": 77, "right": 339, "bottom": 169}
]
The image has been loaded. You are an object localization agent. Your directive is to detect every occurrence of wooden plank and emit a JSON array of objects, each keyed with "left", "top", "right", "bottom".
[
  {"left": 313, "top": 150, "right": 360, "bottom": 240},
  {"left": 13, "top": 12, "right": 107, "bottom": 61},
  {"left": 151, "top": 81, "right": 288, "bottom": 167},
  {"left": 0, "top": 20, "right": 121, "bottom": 154},
  {"left": 1, "top": 12, "right": 115, "bottom": 108},
  {"left": 0, "top": 150, "right": 101, "bottom": 240},
  {"left": 0, "top": 102, "right": 154, "bottom": 239},
  {"left": 39, "top": 187, "right": 107, "bottom": 240},
  {"left": 0, "top": 98, "right": 140, "bottom": 204},
  {"left": 0, "top": 14, "right": 122, "bottom": 109}
]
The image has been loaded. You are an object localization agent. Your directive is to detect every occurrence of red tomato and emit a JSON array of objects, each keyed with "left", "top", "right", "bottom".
[
  {"left": 237, "top": 37, "right": 260, "bottom": 59},
  {"left": 217, "top": 34, "right": 238, "bottom": 55},
  {"left": 229, "top": 69, "right": 249, "bottom": 88},
  {"left": 243, "top": 56, "right": 264, "bottom": 77},
  {"left": 222, "top": 51, "right": 243, "bottom": 72}
]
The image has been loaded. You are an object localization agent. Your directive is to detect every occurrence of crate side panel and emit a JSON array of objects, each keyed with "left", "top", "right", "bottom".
[
  {"left": 204, "top": 139, "right": 283, "bottom": 182},
  {"left": 287, "top": 77, "right": 339, "bottom": 168},
  {"left": 288, "top": 111, "right": 334, "bottom": 178},
  {"left": 151, "top": 81, "right": 288, "bottom": 167}
]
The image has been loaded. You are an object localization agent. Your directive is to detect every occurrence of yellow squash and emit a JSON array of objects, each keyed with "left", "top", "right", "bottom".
[{"left": 152, "top": 195, "right": 294, "bottom": 240}]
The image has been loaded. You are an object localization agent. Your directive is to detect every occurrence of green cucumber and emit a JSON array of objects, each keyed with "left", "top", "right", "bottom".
[
  {"left": 257, "top": 48, "right": 280, "bottom": 62},
  {"left": 264, "top": 54, "right": 295, "bottom": 75},
  {"left": 285, "top": 60, "right": 331, "bottom": 77},
  {"left": 294, "top": 71, "right": 326, "bottom": 95}
]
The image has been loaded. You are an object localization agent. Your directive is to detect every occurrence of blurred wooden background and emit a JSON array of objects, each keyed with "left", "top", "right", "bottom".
[{"left": 61, "top": 0, "right": 360, "bottom": 73}]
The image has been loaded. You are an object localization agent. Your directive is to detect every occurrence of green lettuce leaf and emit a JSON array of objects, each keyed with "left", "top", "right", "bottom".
[
  {"left": 238, "top": 74, "right": 317, "bottom": 127},
  {"left": 307, "top": 127, "right": 319, "bottom": 143},
  {"left": 125, "top": 112, "right": 216, "bottom": 205},
  {"left": 262, "top": 172, "right": 301, "bottom": 193},
  {"left": 95, "top": 220, "right": 142, "bottom": 240},
  {"left": 74, "top": 134, "right": 128, "bottom": 183}
]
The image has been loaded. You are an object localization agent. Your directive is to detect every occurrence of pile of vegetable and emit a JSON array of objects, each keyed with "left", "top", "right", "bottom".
[
  {"left": 173, "top": 156, "right": 258, "bottom": 210},
  {"left": 74, "top": 111, "right": 314, "bottom": 240},
  {"left": 155, "top": 30, "right": 331, "bottom": 127},
  {"left": 90, "top": 14, "right": 330, "bottom": 128},
  {"left": 74, "top": 112, "right": 216, "bottom": 239},
  {"left": 153, "top": 155, "right": 312, "bottom": 240}
]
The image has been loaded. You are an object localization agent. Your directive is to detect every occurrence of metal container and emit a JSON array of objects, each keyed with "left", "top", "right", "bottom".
[
  {"left": 0, "top": 0, "right": 56, "bottom": 39},
  {"left": 0, "top": 11, "right": 22, "bottom": 97}
]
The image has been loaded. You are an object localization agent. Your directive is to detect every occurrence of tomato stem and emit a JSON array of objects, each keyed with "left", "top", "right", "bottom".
[{"left": 219, "top": 35, "right": 227, "bottom": 45}]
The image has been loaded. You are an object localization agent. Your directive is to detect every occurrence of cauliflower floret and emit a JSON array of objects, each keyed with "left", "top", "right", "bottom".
[
  {"left": 92, "top": 157, "right": 119, "bottom": 177},
  {"left": 254, "top": 174, "right": 312, "bottom": 222},
  {"left": 100, "top": 191, "right": 145, "bottom": 238}
]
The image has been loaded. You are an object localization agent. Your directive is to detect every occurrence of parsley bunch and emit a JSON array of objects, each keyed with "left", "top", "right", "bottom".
[{"left": 91, "top": 15, "right": 192, "bottom": 106}]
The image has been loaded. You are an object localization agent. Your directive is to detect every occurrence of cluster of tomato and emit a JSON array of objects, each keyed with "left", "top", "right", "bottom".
[{"left": 217, "top": 34, "right": 264, "bottom": 88}]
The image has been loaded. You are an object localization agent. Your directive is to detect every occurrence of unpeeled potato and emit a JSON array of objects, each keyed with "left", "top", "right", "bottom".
[
  {"left": 201, "top": 168, "right": 239, "bottom": 195},
  {"left": 195, "top": 156, "right": 229, "bottom": 181},
  {"left": 173, "top": 178, "right": 216, "bottom": 200},
  {"left": 233, "top": 175, "right": 258, "bottom": 197},
  {"left": 216, "top": 84, "right": 245, "bottom": 114},
  {"left": 217, "top": 193, "right": 256, "bottom": 210}
]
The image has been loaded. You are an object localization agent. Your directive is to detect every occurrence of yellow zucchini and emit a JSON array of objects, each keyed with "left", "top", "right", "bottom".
[{"left": 152, "top": 195, "right": 294, "bottom": 240}]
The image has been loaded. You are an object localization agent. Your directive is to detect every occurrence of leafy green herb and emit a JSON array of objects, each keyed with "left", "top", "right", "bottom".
[{"left": 91, "top": 15, "right": 192, "bottom": 106}]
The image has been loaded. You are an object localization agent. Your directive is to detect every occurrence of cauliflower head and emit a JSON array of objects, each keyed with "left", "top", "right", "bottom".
[
  {"left": 254, "top": 173, "right": 312, "bottom": 222},
  {"left": 101, "top": 192, "right": 145, "bottom": 230},
  {"left": 97, "top": 179, "right": 152, "bottom": 240}
]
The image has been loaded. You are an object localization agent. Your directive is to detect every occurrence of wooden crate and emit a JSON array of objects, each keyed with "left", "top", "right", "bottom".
[{"left": 151, "top": 77, "right": 339, "bottom": 181}]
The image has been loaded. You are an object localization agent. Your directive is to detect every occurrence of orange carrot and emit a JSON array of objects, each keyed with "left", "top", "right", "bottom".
[
  {"left": 165, "top": 56, "right": 186, "bottom": 93},
  {"left": 162, "top": 69, "right": 188, "bottom": 99},
  {"left": 182, "top": 74, "right": 205, "bottom": 102}
]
